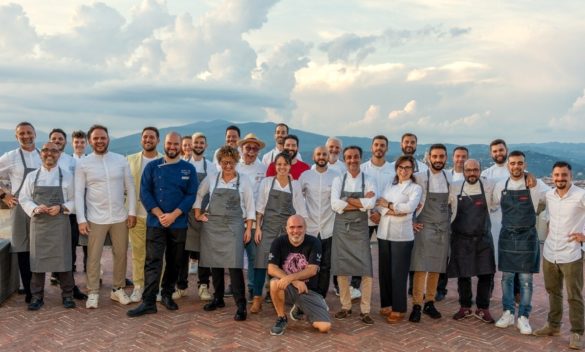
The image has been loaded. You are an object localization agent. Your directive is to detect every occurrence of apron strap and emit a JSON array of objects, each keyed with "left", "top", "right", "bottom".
[
  {"left": 16, "top": 148, "right": 35, "bottom": 195},
  {"left": 203, "top": 158, "right": 207, "bottom": 175},
  {"left": 361, "top": 172, "right": 365, "bottom": 196}
]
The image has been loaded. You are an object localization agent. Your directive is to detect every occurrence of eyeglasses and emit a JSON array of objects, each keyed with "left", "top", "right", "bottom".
[
  {"left": 220, "top": 160, "right": 236, "bottom": 166},
  {"left": 397, "top": 165, "right": 413, "bottom": 171},
  {"left": 41, "top": 148, "right": 60, "bottom": 154},
  {"left": 464, "top": 168, "right": 480, "bottom": 173}
]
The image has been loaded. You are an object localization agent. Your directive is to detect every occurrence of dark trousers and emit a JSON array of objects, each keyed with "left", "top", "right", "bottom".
[
  {"left": 143, "top": 227, "right": 186, "bottom": 304},
  {"left": 176, "top": 250, "right": 210, "bottom": 290},
  {"left": 211, "top": 267, "right": 246, "bottom": 307},
  {"left": 17, "top": 251, "right": 32, "bottom": 296},
  {"left": 378, "top": 239, "right": 413, "bottom": 313},
  {"left": 457, "top": 274, "right": 494, "bottom": 309},
  {"left": 317, "top": 236, "right": 332, "bottom": 298},
  {"left": 69, "top": 214, "right": 87, "bottom": 272},
  {"left": 31, "top": 272, "right": 74, "bottom": 299},
  {"left": 437, "top": 272, "right": 448, "bottom": 294}
]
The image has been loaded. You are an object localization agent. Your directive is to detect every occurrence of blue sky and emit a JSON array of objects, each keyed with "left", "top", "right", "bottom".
[{"left": 1, "top": 0, "right": 584, "bottom": 144}]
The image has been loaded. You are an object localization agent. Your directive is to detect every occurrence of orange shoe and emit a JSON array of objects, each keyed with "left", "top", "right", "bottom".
[
  {"left": 379, "top": 307, "right": 392, "bottom": 317},
  {"left": 250, "top": 296, "right": 263, "bottom": 313},
  {"left": 387, "top": 311, "right": 404, "bottom": 324}
]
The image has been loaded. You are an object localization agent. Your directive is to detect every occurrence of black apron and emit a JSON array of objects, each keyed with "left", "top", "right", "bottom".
[
  {"left": 199, "top": 173, "right": 245, "bottom": 268},
  {"left": 254, "top": 176, "right": 295, "bottom": 268},
  {"left": 498, "top": 179, "right": 540, "bottom": 273},
  {"left": 10, "top": 149, "right": 38, "bottom": 253},
  {"left": 331, "top": 173, "right": 373, "bottom": 277},
  {"left": 447, "top": 180, "right": 495, "bottom": 278},
  {"left": 29, "top": 168, "right": 72, "bottom": 272},
  {"left": 185, "top": 159, "right": 209, "bottom": 252},
  {"left": 410, "top": 170, "right": 450, "bottom": 273}
]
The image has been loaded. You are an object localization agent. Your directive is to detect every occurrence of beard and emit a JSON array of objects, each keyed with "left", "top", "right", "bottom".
[
  {"left": 493, "top": 154, "right": 507, "bottom": 164},
  {"left": 314, "top": 159, "right": 328, "bottom": 167},
  {"left": 402, "top": 146, "right": 415, "bottom": 155},
  {"left": 431, "top": 161, "right": 445, "bottom": 171},
  {"left": 165, "top": 149, "right": 179, "bottom": 158},
  {"left": 466, "top": 175, "right": 479, "bottom": 184},
  {"left": 193, "top": 148, "right": 205, "bottom": 156},
  {"left": 285, "top": 150, "right": 298, "bottom": 160}
]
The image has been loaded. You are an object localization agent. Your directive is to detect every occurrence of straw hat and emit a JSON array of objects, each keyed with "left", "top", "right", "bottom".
[{"left": 237, "top": 133, "right": 266, "bottom": 149}]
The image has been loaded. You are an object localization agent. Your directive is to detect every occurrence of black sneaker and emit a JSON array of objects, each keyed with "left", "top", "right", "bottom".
[
  {"left": 247, "top": 288, "right": 254, "bottom": 303},
  {"left": 73, "top": 286, "right": 88, "bottom": 300},
  {"left": 28, "top": 298, "right": 44, "bottom": 311},
  {"left": 264, "top": 292, "right": 272, "bottom": 304},
  {"left": 290, "top": 304, "right": 304, "bottom": 321},
  {"left": 62, "top": 297, "right": 76, "bottom": 309},
  {"left": 270, "top": 316, "right": 288, "bottom": 336},
  {"left": 423, "top": 301, "right": 442, "bottom": 319},
  {"left": 409, "top": 304, "right": 422, "bottom": 323}
]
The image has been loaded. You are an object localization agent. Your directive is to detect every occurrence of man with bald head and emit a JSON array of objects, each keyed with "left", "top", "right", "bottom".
[
  {"left": 18, "top": 142, "right": 76, "bottom": 310},
  {"left": 448, "top": 159, "right": 497, "bottom": 323},
  {"left": 128, "top": 132, "right": 198, "bottom": 317},
  {"left": 267, "top": 215, "right": 331, "bottom": 336}
]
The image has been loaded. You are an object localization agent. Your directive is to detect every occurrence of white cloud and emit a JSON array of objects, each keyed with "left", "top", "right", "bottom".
[
  {"left": 548, "top": 89, "right": 585, "bottom": 131},
  {"left": 0, "top": 3, "right": 39, "bottom": 56}
]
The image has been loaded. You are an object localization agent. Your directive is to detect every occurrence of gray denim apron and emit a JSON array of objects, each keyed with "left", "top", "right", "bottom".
[
  {"left": 10, "top": 149, "right": 38, "bottom": 253},
  {"left": 331, "top": 173, "right": 373, "bottom": 277},
  {"left": 254, "top": 176, "right": 295, "bottom": 269},
  {"left": 29, "top": 167, "right": 72, "bottom": 273},
  {"left": 199, "top": 172, "right": 245, "bottom": 269},
  {"left": 185, "top": 158, "right": 209, "bottom": 251},
  {"left": 447, "top": 180, "right": 495, "bottom": 278},
  {"left": 411, "top": 170, "right": 451, "bottom": 273},
  {"left": 498, "top": 178, "right": 540, "bottom": 273}
]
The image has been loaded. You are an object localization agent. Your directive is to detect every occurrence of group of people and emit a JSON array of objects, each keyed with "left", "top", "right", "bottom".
[{"left": 1, "top": 121, "right": 584, "bottom": 349}]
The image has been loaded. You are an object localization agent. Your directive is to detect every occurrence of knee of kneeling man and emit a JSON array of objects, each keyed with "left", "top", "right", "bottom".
[{"left": 313, "top": 322, "right": 331, "bottom": 333}]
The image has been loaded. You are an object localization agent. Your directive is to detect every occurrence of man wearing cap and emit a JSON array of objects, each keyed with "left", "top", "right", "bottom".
[{"left": 237, "top": 133, "right": 267, "bottom": 301}]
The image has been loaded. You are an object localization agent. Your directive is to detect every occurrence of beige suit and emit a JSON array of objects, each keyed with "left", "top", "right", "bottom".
[{"left": 127, "top": 151, "right": 162, "bottom": 288}]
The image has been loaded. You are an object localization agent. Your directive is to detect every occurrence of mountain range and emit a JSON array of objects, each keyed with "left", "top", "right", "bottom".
[{"left": 1, "top": 120, "right": 583, "bottom": 178}]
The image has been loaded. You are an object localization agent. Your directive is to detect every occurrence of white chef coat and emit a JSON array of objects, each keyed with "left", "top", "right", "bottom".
[{"left": 299, "top": 168, "right": 339, "bottom": 239}]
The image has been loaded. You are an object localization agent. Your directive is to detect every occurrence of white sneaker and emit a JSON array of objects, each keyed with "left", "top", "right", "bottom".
[
  {"left": 517, "top": 316, "right": 532, "bottom": 335},
  {"left": 110, "top": 288, "right": 131, "bottom": 305},
  {"left": 86, "top": 293, "right": 99, "bottom": 309},
  {"left": 172, "top": 289, "right": 188, "bottom": 300},
  {"left": 130, "top": 286, "right": 143, "bottom": 303},
  {"left": 495, "top": 310, "right": 515, "bottom": 328},
  {"left": 350, "top": 287, "right": 362, "bottom": 300},
  {"left": 189, "top": 261, "right": 198, "bottom": 275},
  {"left": 156, "top": 291, "right": 162, "bottom": 302},
  {"left": 198, "top": 284, "right": 212, "bottom": 301}
]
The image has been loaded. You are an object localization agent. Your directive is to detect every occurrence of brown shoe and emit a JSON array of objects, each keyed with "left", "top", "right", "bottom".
[
  {"left": 360, "top": 313, "right": 374, "bottom": 325},
  {"left": 379, "top": 307, "right": 392, "bottom": 317},
  {"left": 334, "top": 309, "right": 352, "bottom": 320},
  {"left": 387, "top": 312, "right": 404, "bottom": 324},
  {"left": 250, "top": 296, "right": 262, "bottom": 313}
]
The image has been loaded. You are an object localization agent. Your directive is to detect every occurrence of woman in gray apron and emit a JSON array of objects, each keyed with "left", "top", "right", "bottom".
[
  {"left": 26, "top": 167, "right": 75, "bottom": 309},
  {"left": 375, "top": 155, "right": 422, "bottom": 324},
  {"left": 251, "top": 152, "right": 307, "bottom": 313},
  {"left": 177, "top": 157, "right": 212, "bottom": 299},
  {"left": 194, "top": 146, "right": 255, "bottom": 321},
  {"left": 409, "top": 168, "right": 450, "bottom": 322}
]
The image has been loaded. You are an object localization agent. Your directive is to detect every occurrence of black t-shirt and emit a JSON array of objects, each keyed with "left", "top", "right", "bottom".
[{"left": 268, "top": 234, "right": 322, "bottom": 291}]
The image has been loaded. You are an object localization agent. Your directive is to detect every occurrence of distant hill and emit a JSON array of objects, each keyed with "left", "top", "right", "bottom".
[{"left": 0, "top": 121, "right": 583, "bottom": 178}]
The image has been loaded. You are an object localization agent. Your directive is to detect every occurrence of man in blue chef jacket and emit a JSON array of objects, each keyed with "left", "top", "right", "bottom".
[{"left": 128, "top": 132, "right": 198, "bottom": 317}]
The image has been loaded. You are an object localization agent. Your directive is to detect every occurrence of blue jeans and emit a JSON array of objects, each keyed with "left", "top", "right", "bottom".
[
  {"left": 502, "top": 272, "right": 533, "bottom": 317},
  {"left": 245, "top": 241, "right": 256, "bottom": 286}
]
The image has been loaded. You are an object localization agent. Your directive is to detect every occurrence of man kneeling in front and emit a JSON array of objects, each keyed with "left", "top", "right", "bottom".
[{"left": 267, "top": 214, "right": 332, "bottom": 335}]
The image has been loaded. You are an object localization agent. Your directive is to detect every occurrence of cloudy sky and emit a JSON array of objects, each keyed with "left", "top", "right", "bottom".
[{"left": 1, "top": 0, "right": 584, "bottom": 143}]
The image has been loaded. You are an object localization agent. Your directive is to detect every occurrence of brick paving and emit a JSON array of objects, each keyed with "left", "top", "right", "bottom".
[{"left": 0, "top": 244, "right": 579, "bottom": 352}]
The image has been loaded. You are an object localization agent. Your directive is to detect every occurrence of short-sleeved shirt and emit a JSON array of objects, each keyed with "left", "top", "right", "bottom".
[{"left": 268, "top": 235, "right": 322, "bottom": 292}]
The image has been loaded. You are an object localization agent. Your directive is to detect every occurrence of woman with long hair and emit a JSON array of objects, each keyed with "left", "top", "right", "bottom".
[{"left": 376, "top": 155, "right": 422, "bottom": 323}]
